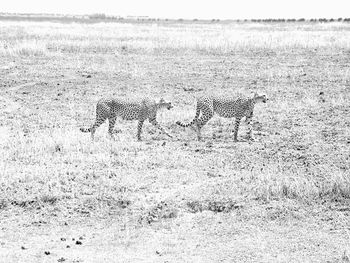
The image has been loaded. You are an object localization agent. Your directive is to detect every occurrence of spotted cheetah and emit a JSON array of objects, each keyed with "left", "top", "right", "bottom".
[
  {"left": 176, "top": 93, "right": 267, "bottom": 141},
  {"left": 80, "top": 97, "right": 173, "bottom": 141}
]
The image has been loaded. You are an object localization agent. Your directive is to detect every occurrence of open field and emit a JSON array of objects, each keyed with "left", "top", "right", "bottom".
[{"left": 0, "top": 20, "right": 350, "bottom": 262}]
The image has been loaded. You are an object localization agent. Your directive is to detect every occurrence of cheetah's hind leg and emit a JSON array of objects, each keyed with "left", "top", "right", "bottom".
[{"left": 108, "top": 116, "right": 122, "bottom": 140}]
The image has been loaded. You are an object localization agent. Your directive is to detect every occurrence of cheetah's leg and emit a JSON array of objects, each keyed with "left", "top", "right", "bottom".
[
  {"left": 137, "top": 120, "right": 145, "bottom": 141},
  {"left": 233, "top": 118, "right": 241, "bottom": 142},
  {"left": 108, "top": 116, "right": 117, "bottom": 140},
  {"left": 245, "top": 114, "right": 254, "bottom": 141},
  {"left": 149, "top": 118, "right": 172, "bottom": 138},
  {"left": 90, "top": 107, "right": 109, "bottom": 140},
  {"left": 196, "top": 109, "right": 213, "bottom": 141}
]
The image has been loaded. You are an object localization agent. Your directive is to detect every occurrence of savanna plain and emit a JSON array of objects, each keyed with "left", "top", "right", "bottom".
[{"left": 0, "top": 19, "right": 350, "bottom": 262}]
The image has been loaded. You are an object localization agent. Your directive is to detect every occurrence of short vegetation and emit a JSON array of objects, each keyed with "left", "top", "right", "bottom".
[{"left": 0, "top": 19, "right": 349, "bottom": 262}]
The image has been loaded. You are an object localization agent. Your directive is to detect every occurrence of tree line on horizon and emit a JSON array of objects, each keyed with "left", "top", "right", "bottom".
[
  {"left": 1, "top": 13, "right": 350, "bottom": 23},
  {"left": 85, "top": 14, "right": 350, "bottom": 23}
]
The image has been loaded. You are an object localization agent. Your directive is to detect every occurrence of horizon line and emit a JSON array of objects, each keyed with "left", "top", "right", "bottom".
[{"left": 1, "top": 12, "right": 349, "bottom": 21}]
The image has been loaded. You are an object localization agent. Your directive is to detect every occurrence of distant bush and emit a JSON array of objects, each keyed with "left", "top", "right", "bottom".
[
  {"left": 297, "top": 18, "right": 305, "bottom": 22},
  {"left": 338, "top": 18, "right": 343, "bottom": 22},
  {"left": 88, "top": 13, "right": 106, "bottom": 19}
]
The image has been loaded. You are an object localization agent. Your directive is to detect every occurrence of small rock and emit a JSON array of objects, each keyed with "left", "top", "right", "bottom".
[
  {"left": 161, "top": 142, "right": 166, "bottom": 146},
  {"left": 60, "top": 238, "right": 66, "bottom": 241},
  {"left": 233, "top": 203, "right": 244, "bottom": 209},
  {"left": 75, "top": 240, "right": 82, "bottom": 245},
  {"left": 44, "top": 251, "right": 50, "bottom": 255},
  {"left": 183, "top": 87, "right": 194, "bottom": 92},
  {"left": 21, "top": 246, "right": 27, "bottom": 250},
  {"left": 58, "top": 257, "right": 66, "bottom": 262},
  {"left": 66, "top": 245, "right": 70, "bottom": 248}
]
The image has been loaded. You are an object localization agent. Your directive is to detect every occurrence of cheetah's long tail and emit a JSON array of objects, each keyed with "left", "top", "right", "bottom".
[{"left": 176, "top": 106, "right": 200, "bottom": 127}]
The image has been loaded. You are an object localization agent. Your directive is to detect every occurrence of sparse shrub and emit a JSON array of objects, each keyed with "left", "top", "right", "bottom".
[
  {"left": 187, "top": 199, "right": 243, "bottom": 213},
  {"left": 55, "top": 143, "right": 63, "bottom": 152},
  {"left": 0, "top": 199, "right": 8, "bottom": 209},
  {"left": 342, "top": 250, "right": 350, "bottom": 262},
  {"left": 11, "top": 199, "right": 36, "bottom": 208},
  {"left": 40, "top": 194, "right": 59, "bottom": 205},
  {"left": 139, "top": 201, "right": 178, "bottom": 224}
]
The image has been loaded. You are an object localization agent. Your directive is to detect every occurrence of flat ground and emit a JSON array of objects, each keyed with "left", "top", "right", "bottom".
[{"left": 0, "top": 20, "right": 349, "bottom": 262}]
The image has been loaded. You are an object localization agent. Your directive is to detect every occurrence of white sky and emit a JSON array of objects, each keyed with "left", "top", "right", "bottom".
[{"left": 1, "top": 0, "right": 349, "bottom": 19}]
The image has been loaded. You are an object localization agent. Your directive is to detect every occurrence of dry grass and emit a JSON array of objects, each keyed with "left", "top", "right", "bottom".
[
  {"left": 0, "top": 20, "right": 349, "bottom": 262},
  {"left": 1, "top": 21, "right": 350, "bottom": 57}
]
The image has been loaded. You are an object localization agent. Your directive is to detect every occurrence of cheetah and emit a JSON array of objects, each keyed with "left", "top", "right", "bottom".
[
  {"left": 80, "top": 97, "right": 173, "bottom": 141},
  {"left": 176, "top": 92, "right": 267, "bottom": 141}
]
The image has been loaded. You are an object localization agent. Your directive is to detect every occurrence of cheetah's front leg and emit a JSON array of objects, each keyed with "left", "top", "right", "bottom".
[
  {"left": 137, "top": 120, "right": 145, "bottom": 141},
  {"left": 245, "top": 115, "right": 254, "bottom": 141},
  {"left": 108, "top": 116, "right": 117, "bottom": 140},
  {"left": 233, "top": 118, "right": 241, "bottom": 142}
]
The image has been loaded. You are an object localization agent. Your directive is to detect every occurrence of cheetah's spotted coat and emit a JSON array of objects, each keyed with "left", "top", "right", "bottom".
[
  {"left": 80, "top": 97, "right": 173, "bottom": 140},
  {"left": 176, "top": 93, "right": 267, "bottom": 141}
]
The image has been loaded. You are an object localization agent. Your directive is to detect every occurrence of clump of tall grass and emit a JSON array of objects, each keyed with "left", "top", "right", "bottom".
[
  {"left": 1, "top": 21, "right": 350, "bottom": 57},
  {"left": 0, "top": 40, "right": 47, "bottom": 56}
]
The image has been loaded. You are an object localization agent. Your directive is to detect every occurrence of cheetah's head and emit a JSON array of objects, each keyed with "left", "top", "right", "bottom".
[
  {"left": 159, "top": 98, "right": 173, "bottom": 110},
  {"left": 253, "top": 92, "right": 268, "bottom": 103}
]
